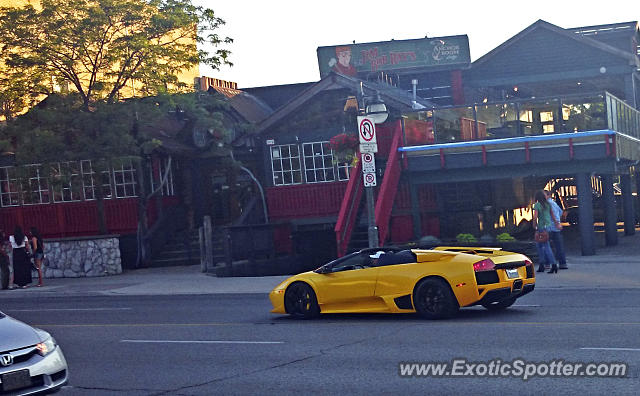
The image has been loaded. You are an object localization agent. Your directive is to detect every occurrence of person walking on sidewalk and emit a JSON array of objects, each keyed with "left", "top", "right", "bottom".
[
  {"left": 533, "top": 190, "right": 560, "bottom": 274},
  {"left": 10, "top": 226, "right": 32, "bottom": 288},
  {"left": 30, "top": 227, "right": 45, "bottom": 287},
  {"left": 544, "top": 190, "right": 568, "bottom": 270}
]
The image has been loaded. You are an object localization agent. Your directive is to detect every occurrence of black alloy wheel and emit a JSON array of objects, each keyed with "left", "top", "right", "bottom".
[
  {"left": 481, "top": 296, "right": 517, "bottom": 311},
  {"left": 413, "top": 278, "right": 459, "bottom": 319},
  {"left": 284, "top": 282, "right": 320, "bottom": 319}
]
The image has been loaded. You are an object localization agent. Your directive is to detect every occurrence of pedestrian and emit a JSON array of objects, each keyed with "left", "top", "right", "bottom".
[
  {"left": 10, "top": 226, "right": 32, "bottom": 288},
  {"left": 533, "top": 190, "right": 560, "bottom": 274},
  {"left": 0, "top": 230, "right": 10, "bottom": 290},
  {"left": 30, "top": 227, "right": 45, "bottom": 287},
  {"left": 544, "top": 190, "right": 568, "bottom": 270}
]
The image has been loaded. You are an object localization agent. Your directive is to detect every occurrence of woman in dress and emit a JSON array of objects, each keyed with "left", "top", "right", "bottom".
[
  {"left": 30, "top": 227, "right": 44, "bottom": 287},
  {"left": 10, "top": 226, "right": 32, "bottom": 288}
]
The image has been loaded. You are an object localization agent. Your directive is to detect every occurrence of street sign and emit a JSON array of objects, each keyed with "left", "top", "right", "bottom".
[
  {"left": 363, "top": 172, "right": 377, "bottom": 187},
  {"left": 358, "top": 117, "right": 377, "bottom": 144},
  {"left": 361, "top": 152, "right": 376, "bottom": 173},
  {"left": 359, "top": 143, "right": 378, "bottom": 153}
]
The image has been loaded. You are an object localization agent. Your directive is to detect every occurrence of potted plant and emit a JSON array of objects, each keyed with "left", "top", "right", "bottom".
[{"left": 329, "top": 132, "right": 359, "bottom": 166}]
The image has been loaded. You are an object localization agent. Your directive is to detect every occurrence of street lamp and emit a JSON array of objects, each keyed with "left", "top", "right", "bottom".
[
  {"left": 365, "top": 95, "right": 389, "bottom": 124},
  {"left": 362, "top": 91, "right": 388, "bottom": 248}
]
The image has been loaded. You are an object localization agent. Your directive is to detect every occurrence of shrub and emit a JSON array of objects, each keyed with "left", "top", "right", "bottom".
[
  {"left": 496, "top": 232, "right": 516, "bottom": 242},
  {"left": 456, "top": 233, "right": 477, "bottom": 243}
]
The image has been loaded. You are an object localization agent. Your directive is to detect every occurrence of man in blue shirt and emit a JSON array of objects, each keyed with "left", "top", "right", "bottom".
[{"left": 544, "top": 190, "right": 568, "bottom": 269}]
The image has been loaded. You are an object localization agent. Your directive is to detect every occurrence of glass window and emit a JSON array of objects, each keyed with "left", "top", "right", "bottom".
[
  {"left": 80, "top": 160, "right": 113, "bottom": 200},
  {"left": 52, "top": 161, "right": 82, "bottom": 202},
  {"left": 150, "top": 158, "right": 175, "bottom": 196},
  {"left": 562, "top": 95, "right": 606, "bottom": 133},
  {"left": 21, "top": 165, "right": 50, "bottom": 205},
  {"left": 476, "top": 103, "right": 518, "bottom": 139},
  {"left": 303, "top": 142, "right": 335, "bottom": 183},
  {"left": 434, "top": 107, "right": 475, "bottom": 143},
  {"left": 112, "top": 158, "right": 137, "bottom": 198},
  {"left": 0, "top": 167, "right": 20, "bottom": 207},
  {"left": 271, "top": 144, "right": 302, "bottom": 186}
]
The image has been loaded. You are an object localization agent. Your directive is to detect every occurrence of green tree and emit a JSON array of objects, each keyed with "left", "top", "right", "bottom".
[
  {"left": 0, "top": 0, "right": 232, "bottom": 110},
  {"left": 2, "top": 91, "right": 239, "bottom": 266}
]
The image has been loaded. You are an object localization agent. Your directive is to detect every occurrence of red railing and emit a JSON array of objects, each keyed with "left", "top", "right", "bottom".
[
  {"left": 266, "top": 182, "right": 348, "bottom": 221},
  {"left": 0, "top": 196, "right": 179, "bottom": 238},
  {"left": 334, "top": 160, "right": 363, "bottom": 257},
  {"left": 375, "top": 120, "right": 403, "bottom": 245}
]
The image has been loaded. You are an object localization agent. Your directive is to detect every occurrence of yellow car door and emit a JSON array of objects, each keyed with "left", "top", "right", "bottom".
[{"left": 312, "top": 252, "right": 382, "bottom": 312}]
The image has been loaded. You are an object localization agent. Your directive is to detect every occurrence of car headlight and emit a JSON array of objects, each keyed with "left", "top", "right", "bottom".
[{"left": 36, "top": 336, "right": 56, "bottom": 356}]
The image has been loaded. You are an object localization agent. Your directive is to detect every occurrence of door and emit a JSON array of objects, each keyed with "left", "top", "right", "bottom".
[{"left": 313, "top": 252, "right": 380, "bottom": 311}]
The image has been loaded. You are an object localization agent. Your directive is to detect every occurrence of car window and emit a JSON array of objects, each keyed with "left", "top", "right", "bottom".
[{"left": 331, "top": 253, "right": 370, "bottom": 272}]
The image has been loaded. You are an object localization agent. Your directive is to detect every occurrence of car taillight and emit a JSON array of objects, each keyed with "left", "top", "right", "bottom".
[{"left": 473, "top": 258, "right": 495, "bottom": 272}]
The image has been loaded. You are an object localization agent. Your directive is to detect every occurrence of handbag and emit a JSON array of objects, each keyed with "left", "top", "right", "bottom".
[{"left": 534, "top": 230, "right": 549, "bottom": 243}]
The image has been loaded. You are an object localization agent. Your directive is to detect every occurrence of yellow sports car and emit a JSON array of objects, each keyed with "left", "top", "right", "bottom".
[{"left": 270, "top": 247, "right": 535, "bottom": 319}]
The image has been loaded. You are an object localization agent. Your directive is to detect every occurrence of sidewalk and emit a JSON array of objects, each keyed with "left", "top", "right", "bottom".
[{"left": 2, "top": 228, "right": 640, "bottom": 298}]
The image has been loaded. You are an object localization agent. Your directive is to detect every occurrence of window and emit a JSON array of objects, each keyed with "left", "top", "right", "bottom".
[
  {"left": 271, "top": 144, "right": 302, "bottom": 186},
  {"left": 519, "top": 110, "right": 533, "bottom": 123},
  {"left": 80, "top": 160, "right": 114, "bottom": 200},
  {"left": 21, "top": 165, "right": 50, "bottom": 205},
  {"left": 336, "top": 161, "right": 353, "bottom": 181},
  {"left": 0, "top": 167, "right": 20, "bottom": 207},
  {"left": 112, "top": 158, "right": 137, "bottom": 198},
  {"left": 52, "top": 161, "right": 82, "bottom": 202},
  {"left": 150, "top": 158, "right": 175, "bottom": 196},
  {"left": 303, "top": 142, "right": 335, "bottom": 183}
]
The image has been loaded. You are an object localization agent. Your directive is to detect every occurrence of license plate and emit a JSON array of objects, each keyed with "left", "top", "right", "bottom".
[
  {"left": 1, "top": 369, "right": 31, "bottom": 392},
  {"left": 506, "top": 268, "right": 520, "bottom": 279}
]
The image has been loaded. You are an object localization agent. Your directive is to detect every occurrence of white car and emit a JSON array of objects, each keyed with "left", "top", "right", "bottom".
[{"left": 0, "top": 311, "right": 68, "bottom": 395}]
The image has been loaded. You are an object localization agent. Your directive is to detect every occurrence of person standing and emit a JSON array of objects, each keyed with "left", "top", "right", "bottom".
[
  {"left": 30, "top": 227, "right": 45, "bottom": 287},
  {"left": 544, "top": 190, "right": 568, "bottom": 270},
  {"left": 10, "top": 226, "right": 32, "bottom": 288},
  {"left": 533, "top": 190, "right": 560, "bottom": 274},
  {"left": 0, "top": 230, "right": 10, "bottom": 290}
]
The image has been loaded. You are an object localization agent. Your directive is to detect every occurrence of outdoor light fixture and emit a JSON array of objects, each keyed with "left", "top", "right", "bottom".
[{"left": 365, "top": 93, "right": 389, "bottom": 124}]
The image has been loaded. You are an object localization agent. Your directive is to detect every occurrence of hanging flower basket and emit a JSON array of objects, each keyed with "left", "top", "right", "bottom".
[{"left": 329, "top": 133, "right": 359, "bottom": 165}]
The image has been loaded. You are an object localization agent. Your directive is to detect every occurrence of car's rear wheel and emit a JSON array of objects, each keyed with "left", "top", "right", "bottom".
[
  {"left": 413, "top": 278, "right": 459, "bottom": 319},
  {"left": 284, "top": 282, "right": 320, "bottom": 319},
  {"left": 482, "top": 296, "right": 517, "bottom": 311}
]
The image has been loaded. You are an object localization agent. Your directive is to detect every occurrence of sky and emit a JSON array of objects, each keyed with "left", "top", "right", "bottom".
[{"left": 194, "top": 0, "right": 638, "bottom": 89}]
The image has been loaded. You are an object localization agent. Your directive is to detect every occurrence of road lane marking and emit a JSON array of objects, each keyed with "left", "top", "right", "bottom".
[
  {"left": 33, "top": 323, "right": 240, "bottom": 328},
  {"left": 121, "top": 340, "right": 284, "bottom": 345},
  {"left": 32, "top": 321, "right": 640, "bottom": 328},
  {"left": 512, "top": 304, "right": 541, "bottom": 307},
  {"left": 9, "top": 308, "right": 133, "bottom": 312},
  {"left": 580, "top": 347, "right": 640, "bottom": 352}
]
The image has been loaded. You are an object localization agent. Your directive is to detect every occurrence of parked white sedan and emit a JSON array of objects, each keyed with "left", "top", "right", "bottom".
[{"left": 0, "top": 311, "right": 68, "bottom": 395}]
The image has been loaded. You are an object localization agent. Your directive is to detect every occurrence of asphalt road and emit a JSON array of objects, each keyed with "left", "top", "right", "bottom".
[{"left": 2, "top": 290, "right": 640, "bottom": 395}]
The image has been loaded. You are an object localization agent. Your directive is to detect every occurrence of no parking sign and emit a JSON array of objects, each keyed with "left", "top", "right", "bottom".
[
  {"left": 363, "top": 172, "right": 377, "bottom": 187},
  {"left": 361, "top": 152, "right": 376, "bottom": 173}
]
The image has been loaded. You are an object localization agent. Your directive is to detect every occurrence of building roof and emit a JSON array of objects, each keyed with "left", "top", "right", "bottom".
[
  {"left": 255, "top": 72, "right": 436, "bottom": 135},
  {"left": 473, "top": 19, "right": 639, "bottom": 68}
]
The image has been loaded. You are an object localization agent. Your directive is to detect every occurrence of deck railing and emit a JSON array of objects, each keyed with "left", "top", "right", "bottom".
[{"left": 403, "top": 91, "right": 639, "bottom": 146}]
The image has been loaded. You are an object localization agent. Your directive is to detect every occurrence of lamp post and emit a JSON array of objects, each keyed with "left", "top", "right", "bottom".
[{"left": 358, "top": 88, "right": 388, "bottom": 248}]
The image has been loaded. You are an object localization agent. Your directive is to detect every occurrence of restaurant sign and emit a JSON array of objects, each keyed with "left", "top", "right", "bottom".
[{"left": 317, "top": 36, "right": 470, "bottom": 78}]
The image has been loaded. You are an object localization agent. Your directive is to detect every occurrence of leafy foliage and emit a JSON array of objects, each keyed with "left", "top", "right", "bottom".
[
  {"left": 0, "top": 0, "right": 233, "bottom": 110},
  {"left": 455, "top": 233, "right": 477, "bottom": 243}
]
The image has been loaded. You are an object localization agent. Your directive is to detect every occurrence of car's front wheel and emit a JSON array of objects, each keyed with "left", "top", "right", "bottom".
[
  {"left": 481, "top": 296, "right": 517, "bottom": 311},
  {"left": 413, "top": 278, "right": 459, "bottom": 319},
  {"left": 284, "top": 282, "right": 320, "bottom": 319}
]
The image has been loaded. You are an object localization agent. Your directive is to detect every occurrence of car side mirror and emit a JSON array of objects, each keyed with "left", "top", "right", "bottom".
[{"left": 315, "top": 265, "right": 332, "bottom": 274}]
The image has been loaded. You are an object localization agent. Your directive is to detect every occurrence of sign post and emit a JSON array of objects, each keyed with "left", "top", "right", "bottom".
[{"left": 358, "top": 117, "right": 379, "bottom": 248}]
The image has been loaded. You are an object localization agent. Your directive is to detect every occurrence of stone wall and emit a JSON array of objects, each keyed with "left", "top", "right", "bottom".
[{"left": 43, "top": 235, "right": 123, "bottom": 278}]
